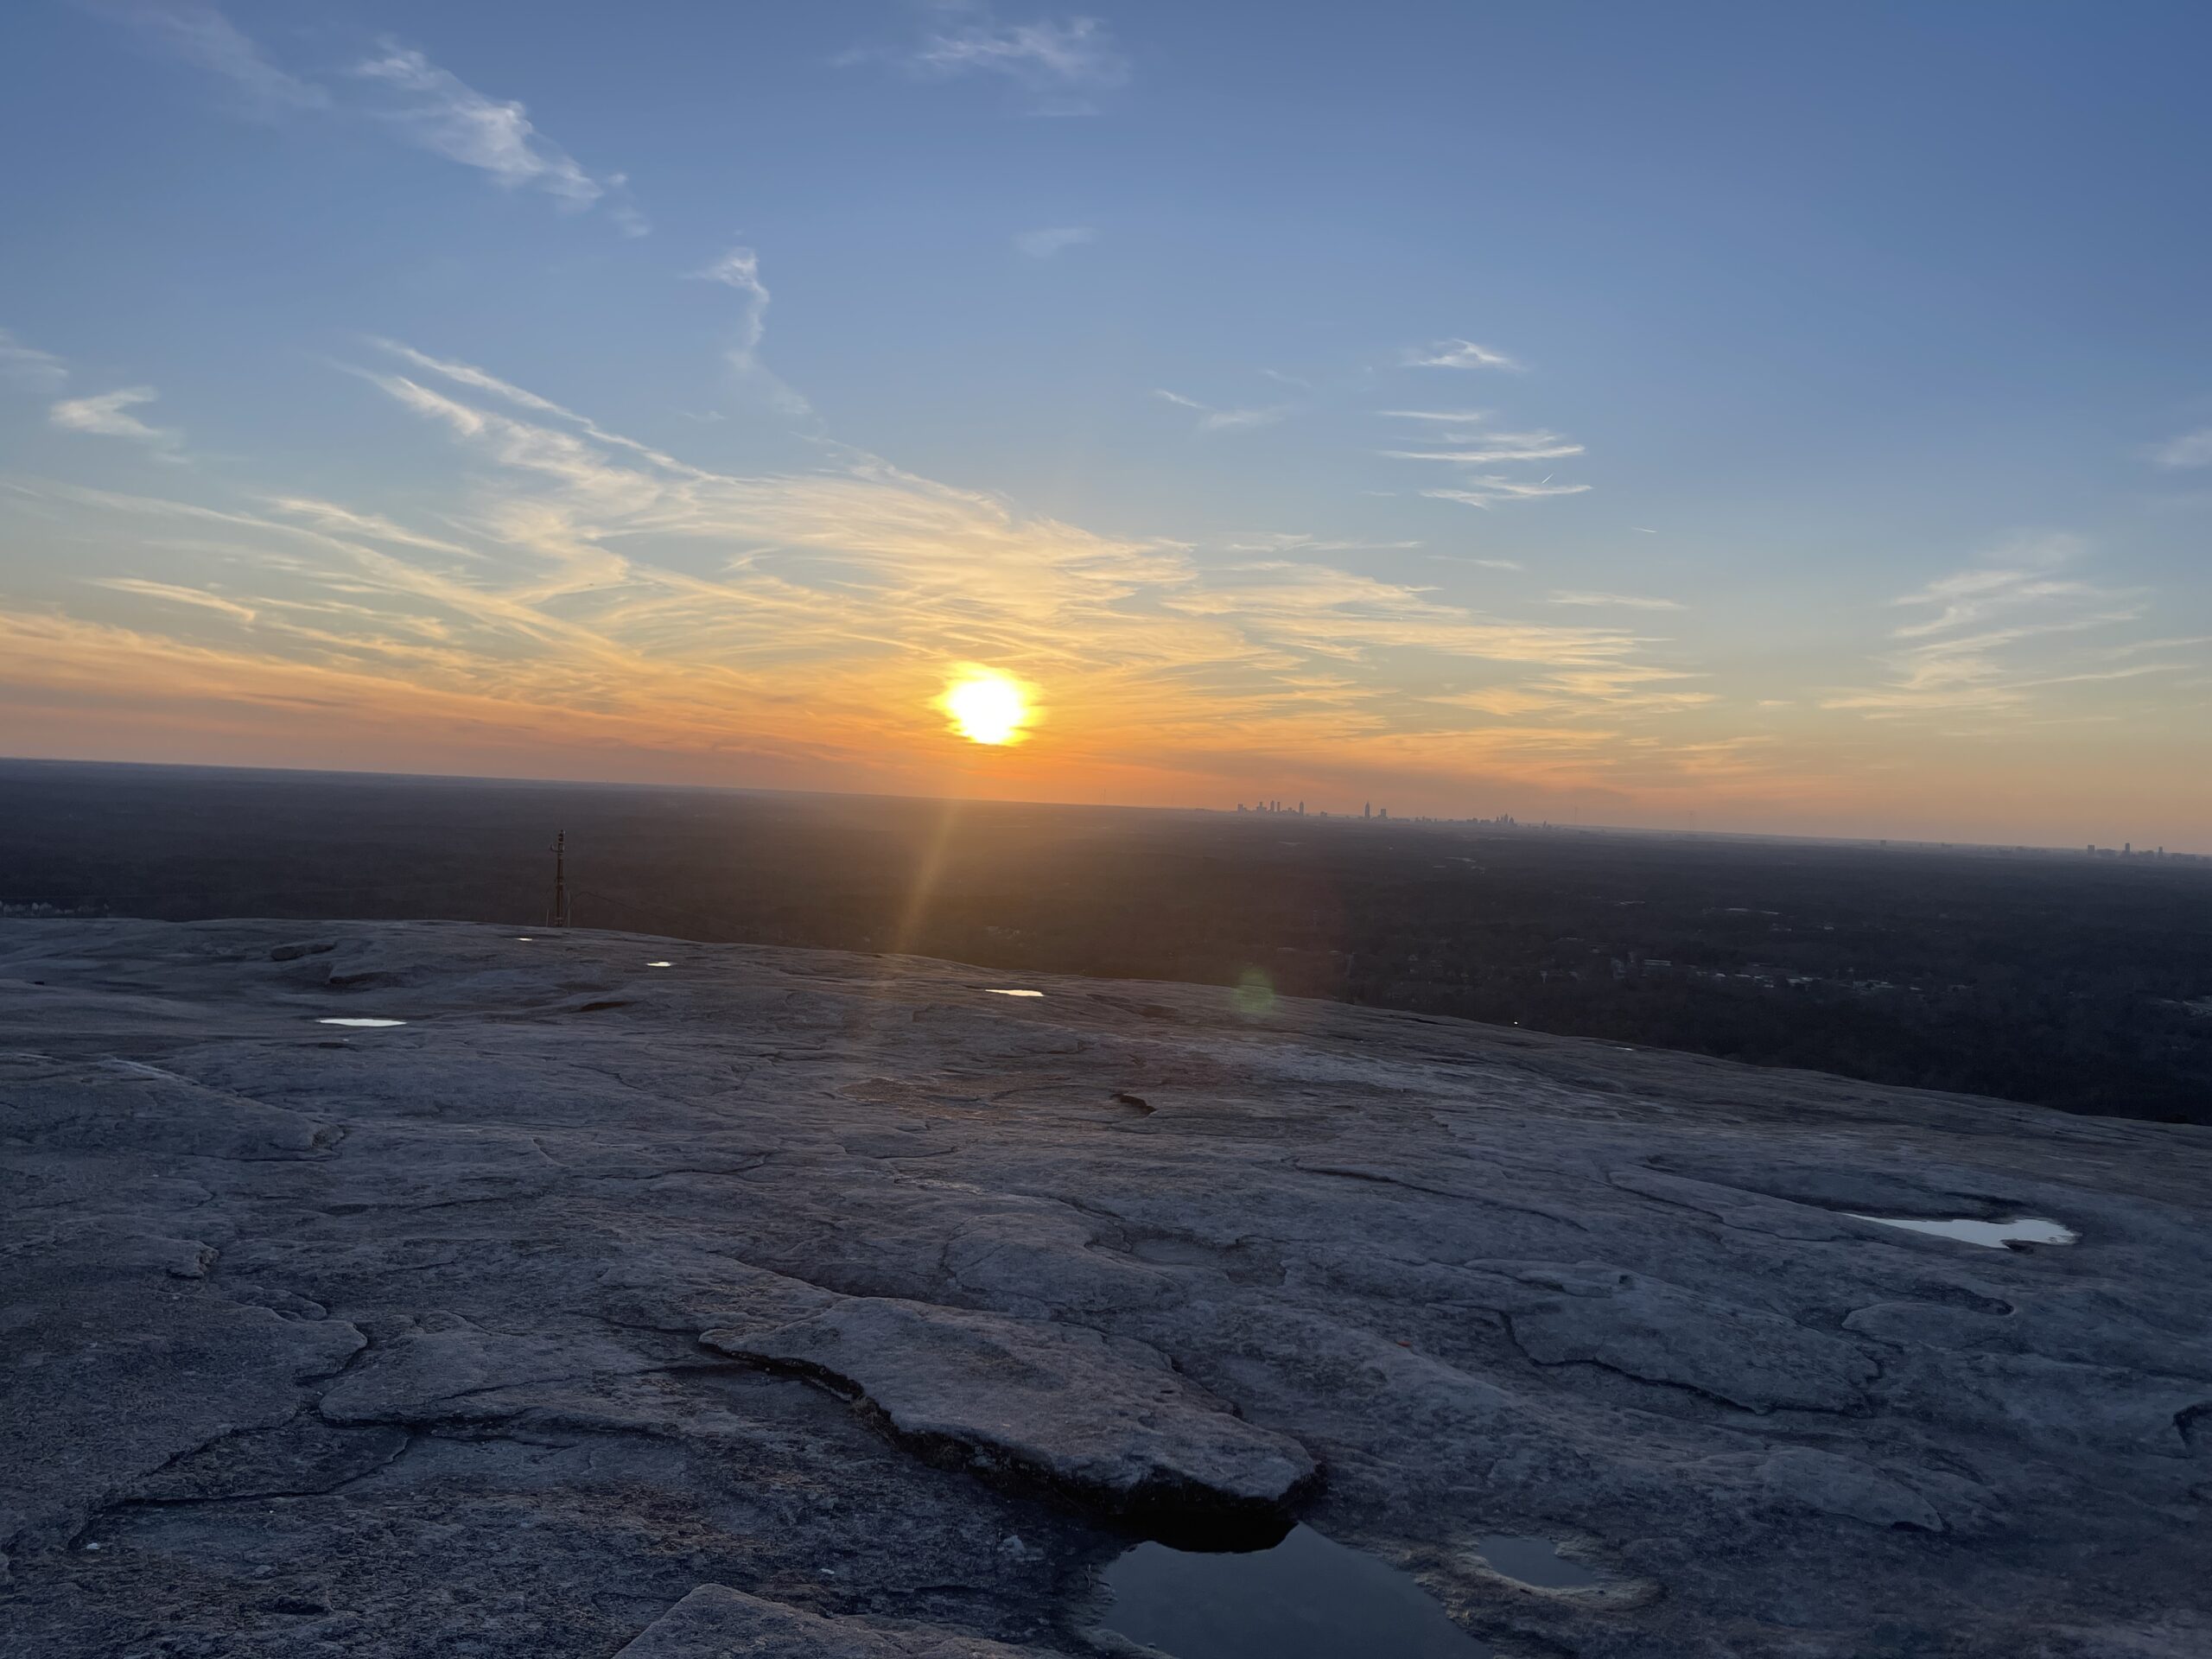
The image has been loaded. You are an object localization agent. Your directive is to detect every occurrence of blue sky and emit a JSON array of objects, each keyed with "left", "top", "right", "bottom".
[{"left": 3, "top": 1, "right": 2209, "bottom": 846}]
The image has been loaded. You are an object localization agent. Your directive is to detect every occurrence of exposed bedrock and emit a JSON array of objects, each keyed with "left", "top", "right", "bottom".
[
  {"left": 3, "top": 918, "right": 2209, "bottom": 1658},
  {"left": 613, "top": 1583, "right": 1063, "bottom": 1657},
  {"left": 702, "top": 1297, "right": 1318, "bottom": 1543}
]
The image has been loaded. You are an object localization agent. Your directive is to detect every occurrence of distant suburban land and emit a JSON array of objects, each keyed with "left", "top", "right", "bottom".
[{"left": 5, "top": 758, "right": 2209, "bottom": 1124}]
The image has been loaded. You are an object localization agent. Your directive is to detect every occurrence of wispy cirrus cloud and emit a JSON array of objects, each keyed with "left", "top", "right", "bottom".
[
  {"left": 370, "top": 339, "right": 637, "bottom": 442},
  {"left": 2152, "top": 427, "right": 2212, "bottom": 469},
  {"left": 883, "top": 9, "right": 1128, "bottom": 114},
  {"left": 1380, "top": 388, "right": 1587, "bottom": 506},
  {"left": 48, "top": 385, "right": 181, "bottom": 451},
  {"left": 1406, "top": 339, "right": 1522, "bottom": 372},
  {"left": 1153, "top": 389, "right": 1288, "bottom": 434},
  {"left": 1821, "top": 538, "right": 2189, "bottom": 721},
  {"left": 92, "top": 0, "right": 329, "bottom": 116},
  {"left": 1217, "top": 532, "right": 1422, "bottom": 556},
  {"left": 1424, "top": 479, "right": 1592, "bottom": 509},
  {"left": 354, "top": 44, "right": 645, "bottom": 231},
  {"left": 684, "top": 245, "right": 818, "bottom": 423},
  {"left": 88, "top": 575, "right": 261, "bottom": 623},
  {"left": 1429, "top": 663, "right": 1714, "bottom": 718},
  {"left": 1014, "top": 225, "right": 1096, "bottom": 258},
  {"left": 0, "top": 327, "right": 69, "bottom": 389},
  {"left": 2, "top": 331, "right": 1715, "bottom": 803},
  {"left": 1378, "top": 408, "right": 1493, "bottom": 423},
  {"left": 1382, "top": 430, "right": 1585, "bottom": 465},
  {"left": 1549, "top": 590, "right": 1683, "bottom": 611},
  {"left": 90, "top": 7, "right": 646, "bottom": 232},
  {"left": 690, "top": 245, "right": 774, "bottom": 365},
  {"left": 1886, "top": 537, "right": 2095, "bottom": 639},
  {"left": 1159, "top": 562, "right": 1655, "bottom": 670}
]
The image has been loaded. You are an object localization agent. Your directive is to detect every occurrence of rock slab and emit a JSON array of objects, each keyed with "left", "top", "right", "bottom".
[
  {"left": 702, "top": 1296, "right": 1316, "bottom": 1539},
  {"left": 614, "top": 1585, "right": 1056, "bottom": 1657},
  {"left": 3, "top": 918, "right": 2209, "bottom": 1659}
]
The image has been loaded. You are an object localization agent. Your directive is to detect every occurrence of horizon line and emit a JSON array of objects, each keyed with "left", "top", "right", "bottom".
[{"left": 2, "top": 753, "right": 2202, "bottom": 861}]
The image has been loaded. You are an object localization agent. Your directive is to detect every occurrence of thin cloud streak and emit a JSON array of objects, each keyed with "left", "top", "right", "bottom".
[
  {"left": 92, "top": 6, "right": 646, "bottom": 231},
  {"left": 906, "top": 11, "right": 1128, "bottom": 113},
  {"left": 1407, "top": 339, "right": 1522, "bottom": 371},
  {"left": 2153, "top": 427, "right": 2212, "bottom": 469},
  {"left": 1549, "top": 591, "right": 1684, "bottom": 611},
  {"left": 1218, "top": 533, "right": 1422, "bottom": 555},
  {"left": 48, "top": 385, "right": 179, "bottom": 448},
  {"left": 1424, "top": 480, "right": 1592, "bottom": 508},
  {"left": 1823, "top": 543, "right": 2185, "bottom": 722},
  {"left": 354, "top": 45, "right": 630, "bottom": 220},
  {"left": 1014, "top": 226, "right": 1096, "bottom": 258},
  {"left": 1377, "top": 408, "right": 1494, "bottom": 423},
  {"left": 1153, "top": 389, "right": 1288, "bottom": 433},
  {"left": 93, "top": 0, "right": 329, "bottom": 115},
  {"left": 1384, "top": 438, "right": 1586, "bottom": 465},
  {"left": 0, "top": 327, "right": 69, "bottom": 389},
  {"left": 690, "top": 246, "right": 773, "bottom": 365}
]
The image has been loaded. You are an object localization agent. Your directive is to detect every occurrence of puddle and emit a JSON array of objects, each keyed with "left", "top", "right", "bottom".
[
  {"left": 1098, "top": 1525, "right": 1488, "bottom": 1658},
  {"left": 316, "top": 1018, "right": 407, "bottom": 1028},
  {"left": 1472, "top": 1535, "right": 1600, "bottom": 1589},
  {"left": 985, "top": 988, "right": 1045, "bottom": 997},
  {"left": 646, "top": 961, "right": 673, "bottom": 969},
  {"left": 1849, "top": 1215, "right": 2076, "bottom": 1249}
]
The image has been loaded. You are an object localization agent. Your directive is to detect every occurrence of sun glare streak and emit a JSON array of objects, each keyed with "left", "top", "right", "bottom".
[{"left": 940, "top": 668, "right": 1034, "bottom": 746}]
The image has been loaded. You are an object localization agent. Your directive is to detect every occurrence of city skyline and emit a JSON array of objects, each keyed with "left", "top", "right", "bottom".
[{"left": 3, "top": 3, "right": 2209, "bottom": 849}]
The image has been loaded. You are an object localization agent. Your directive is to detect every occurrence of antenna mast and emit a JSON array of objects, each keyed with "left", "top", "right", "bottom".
[{"left": 549, "top": 830, "right": 571, "bottom": 927}]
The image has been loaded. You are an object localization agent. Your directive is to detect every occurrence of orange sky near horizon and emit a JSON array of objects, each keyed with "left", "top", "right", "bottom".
[
  {"left": 3, "top": 586, "right": 2202, "bottom": 852},
  {"left": 4, "top": 5, "right": 2210, "bottom": 858},
  {"left": 0, "top": 316, "right": 2203, "bottom": 857}
]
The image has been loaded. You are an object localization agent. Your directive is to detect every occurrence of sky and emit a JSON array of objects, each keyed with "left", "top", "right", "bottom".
[{"left": 3, "top": 1, "right": 2209, "bottom": 849}]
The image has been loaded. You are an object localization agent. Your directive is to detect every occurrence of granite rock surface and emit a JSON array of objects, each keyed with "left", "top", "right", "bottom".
[{"left": 3, "top": 918, "right": 2208, "bottom": 1657}]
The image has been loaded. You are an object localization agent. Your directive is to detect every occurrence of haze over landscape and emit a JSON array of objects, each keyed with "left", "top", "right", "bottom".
[{"left": 4, "top": 2, "right": 2209, "bottom": 848}]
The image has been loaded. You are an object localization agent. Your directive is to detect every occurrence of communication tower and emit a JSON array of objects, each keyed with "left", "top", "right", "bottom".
[{"left": 549, "top": 831, "right": 572, "bottom": 928}]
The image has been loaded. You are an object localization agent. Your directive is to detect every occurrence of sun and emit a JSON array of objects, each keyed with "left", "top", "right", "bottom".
[{"left": 939, "top": 668, "right": 1034, "bottom": 746}]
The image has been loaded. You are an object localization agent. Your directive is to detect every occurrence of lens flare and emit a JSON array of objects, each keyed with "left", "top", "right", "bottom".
[{"left": 940, "top": 669, "right": 1034, "bottom": 746}]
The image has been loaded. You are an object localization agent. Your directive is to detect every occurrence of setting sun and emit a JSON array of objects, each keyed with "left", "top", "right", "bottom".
[{"left": 940, "top": 669, "right": 1033, "bottom": 746}]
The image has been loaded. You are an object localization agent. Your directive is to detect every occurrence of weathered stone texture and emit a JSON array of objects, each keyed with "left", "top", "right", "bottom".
[{"left": 3, "top": 918, "right": 2208, "bottom": 1657}]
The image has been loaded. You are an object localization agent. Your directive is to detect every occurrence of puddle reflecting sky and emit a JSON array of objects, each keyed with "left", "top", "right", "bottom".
[
  {"left": 1849, "top": 1215, "right": 2076, "bottom": 1249},
  {"left": 985, "top": 988, "right": 1044, "bottom": 997},
  {"left": 1473, "top": 1535, "right": 1600, "bottom": 1589},
  {"left": 316, "top": 1017, "right": 407, "bottom": 1027},
  {"left": 1098, "top": 1525, "right": 1488, "bottom": 1658}
]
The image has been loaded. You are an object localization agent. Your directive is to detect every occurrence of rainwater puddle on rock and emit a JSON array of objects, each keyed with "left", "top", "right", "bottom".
[
  {"left": 1098, "top": 1524, "right": 1488, "bottom": 1658},
  {"left": 1472, "top": 1535, "right": 1600, "bottom": 1589},
  {"left": 1849, "top": 1214, "right": 2076, "bottom": 1249},
  {"left": 985, "top": 988, "right": 1045, "bottom": 997},
  {"left": 316, "top": 1017, "right": 408, "bottom": 1028}
]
